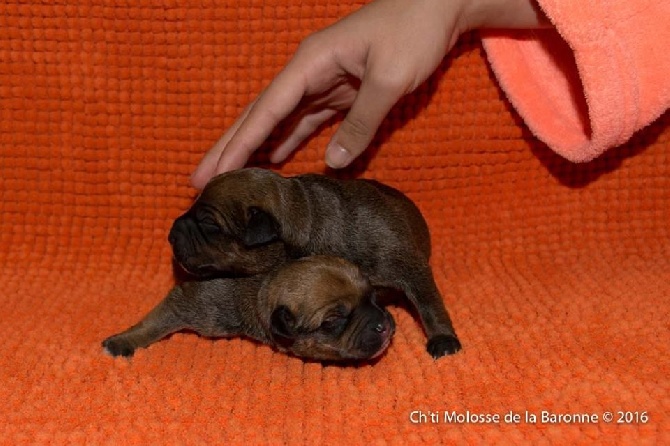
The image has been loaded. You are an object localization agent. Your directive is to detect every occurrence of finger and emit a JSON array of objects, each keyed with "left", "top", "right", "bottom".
[
  {"left": 213, "top": 67, "right": 311, "bottom": 175},
  {"left": 270, "top": 108, "right": 338, "bottom": 164},
  {"left": 190, "top": 101, "right": 255, "bottom": 189},
  {"left": 325, "top": 72, "right": 405, "bottom": 169}
]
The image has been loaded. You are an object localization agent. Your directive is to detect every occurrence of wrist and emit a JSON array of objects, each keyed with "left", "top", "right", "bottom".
[{"left": 459, "top": 0, "right": 550, "bottom": 32}]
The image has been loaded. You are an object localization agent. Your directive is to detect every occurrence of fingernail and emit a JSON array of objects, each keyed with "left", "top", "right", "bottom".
[
  {"left": 190, "top": 170, "right": 202, "bottom": 188},
  {"left": 190, "top": 163, "right": 213, "bottom": 189},
  {"left": 325, "top": 143, "right": 353, "bottom": 169}
]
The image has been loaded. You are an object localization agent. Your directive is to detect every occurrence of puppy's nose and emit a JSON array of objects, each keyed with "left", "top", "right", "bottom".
[
  {"left": 168, "top": 223, "right": 179, "bottom": 245},
  {"left": 168, "top": 216, "right": 188, "bottom": 245}
]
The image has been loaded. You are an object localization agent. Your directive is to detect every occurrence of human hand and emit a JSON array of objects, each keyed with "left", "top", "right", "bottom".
[{"left": 191, "top": 0, "right": 548, "bottom": 188}]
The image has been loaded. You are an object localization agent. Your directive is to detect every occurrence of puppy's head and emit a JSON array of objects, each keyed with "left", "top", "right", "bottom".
[
  {"left": 168, "top": 169, "right": 287, "bottom": 277},
  {"left": 262, "top": 256, "right": 395, "bottom": 362}
]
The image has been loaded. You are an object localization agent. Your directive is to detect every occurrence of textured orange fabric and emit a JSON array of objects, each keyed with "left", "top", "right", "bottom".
[{"left": 0, "top": 1, "right": 668, "bottom": 444}]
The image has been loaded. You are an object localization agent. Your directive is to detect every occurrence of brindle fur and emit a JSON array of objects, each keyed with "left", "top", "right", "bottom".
[
  {"left": 168, "top": 168, "right": 461, "bottom": 358},
  {"left": 103, "top": 256, "right": 395, "bottom": 362}
]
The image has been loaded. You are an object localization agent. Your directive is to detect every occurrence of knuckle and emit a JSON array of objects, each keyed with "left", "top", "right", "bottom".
[
  {"left": 341, "top": 114, "right": 372, "bottom": 142},
  {"left": 259, "top": 105, "right": 283, "bottom": 127},
  {"left": 367, "top": 66, "right": 411, "bottom": 94},
  {"left": 295, "top": 32, "right": 325, "bottom": 56}
]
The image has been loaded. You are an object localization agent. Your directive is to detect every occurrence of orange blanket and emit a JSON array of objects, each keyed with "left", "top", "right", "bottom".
[
  {"left": 483, "top": 0, "right": 670, "bottom": 162},
  {"left": 0, "top": 1, "right": 668, "bottom": 444}
]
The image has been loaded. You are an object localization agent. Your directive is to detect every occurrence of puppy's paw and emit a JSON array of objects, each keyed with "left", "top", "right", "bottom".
[
  {"left": 102, "top": 336, "right": 136, "bottom": 358},
  {"left": 427, "top": 334, "right": 462, "bottom": 359}
]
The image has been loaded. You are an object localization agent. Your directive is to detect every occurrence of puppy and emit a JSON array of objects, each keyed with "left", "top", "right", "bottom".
[
  {"left": 168, "top": 168, "right": 461, "bottom": 359},
  {"left": 102, "top": 256, "right": 395, "bottom": 362}
]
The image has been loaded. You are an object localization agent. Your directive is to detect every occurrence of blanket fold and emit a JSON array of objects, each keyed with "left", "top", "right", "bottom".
[{"left": 482, "top": 0, "right": 670, "bottom": 162}]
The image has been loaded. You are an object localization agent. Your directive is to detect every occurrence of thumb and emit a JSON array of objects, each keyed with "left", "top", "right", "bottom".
[{"left": 326, "top": 74, "right": 403, "bottom": 168}]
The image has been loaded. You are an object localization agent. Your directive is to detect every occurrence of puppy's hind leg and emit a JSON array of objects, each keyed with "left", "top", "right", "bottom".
[
  {"left": 395, "top": 265, "right": 462, "bottom": 359},
  {"left": 102, "top": 289, "right": 187, "bottom": 358}
]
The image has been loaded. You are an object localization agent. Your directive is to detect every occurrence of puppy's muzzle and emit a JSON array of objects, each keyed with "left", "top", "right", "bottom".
[
  {"left": 168, "top": 214, "right": 193, "bottom": 255},
  {"left": 358, "top": 296, "right": 395, "bottom": 358},
  {"left": 168, "top": 214, "right": 214, "bottom": 275}
]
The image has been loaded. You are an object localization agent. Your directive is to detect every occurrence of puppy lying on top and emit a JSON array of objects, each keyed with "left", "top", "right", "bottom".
[
  {"left": 103, "top": 256, "right": 394, "bottom": 361},
  {"left": 167, "top": 168, "right": 461, "bottom": 359}
]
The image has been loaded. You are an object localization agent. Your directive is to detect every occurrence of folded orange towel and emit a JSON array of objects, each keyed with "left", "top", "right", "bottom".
[{"left": 481, "top": 0, "right": 670, "bottom": 162}]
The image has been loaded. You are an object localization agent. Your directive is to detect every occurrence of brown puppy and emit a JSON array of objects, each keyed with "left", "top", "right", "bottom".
[
  {"left": 102, "top": 256, "right": 395, "bottom": 362},
  {"left": 168, "top": 168, "right": 461, "bottom": 359}
]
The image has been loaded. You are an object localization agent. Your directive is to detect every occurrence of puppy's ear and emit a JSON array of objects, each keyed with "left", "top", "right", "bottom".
[
  {"left": 270, "top": 305, "right": 297, "bottom": 347},
  {"left": 243, "top": 207, "right": 279, "bottom": 247}
]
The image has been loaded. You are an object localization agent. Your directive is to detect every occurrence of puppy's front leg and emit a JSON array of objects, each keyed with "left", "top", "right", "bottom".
[{"left": 102, "top": 290, "right": 187, "bottom": 358}]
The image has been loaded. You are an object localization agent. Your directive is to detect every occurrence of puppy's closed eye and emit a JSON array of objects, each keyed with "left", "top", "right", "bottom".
[
  {"left": 319, "top": 307, "right": 349, "bottom": 335},
  {"left": 198, "top": 217, "right": 220, "bottom": 235}
]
